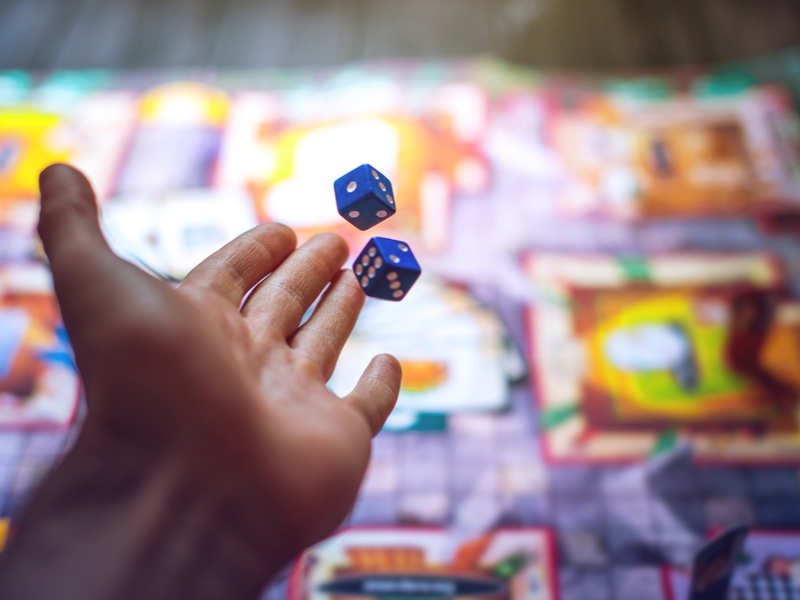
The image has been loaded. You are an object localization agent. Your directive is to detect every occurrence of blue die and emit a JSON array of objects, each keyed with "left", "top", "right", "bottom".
[
  {"left": 353, "top": 237, "right": 421, "bottom": 301},
  {"left": 334, "top": 164, "right": 396, "bottom": 231}
]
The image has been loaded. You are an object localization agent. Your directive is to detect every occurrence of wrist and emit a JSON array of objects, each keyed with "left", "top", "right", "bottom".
[{"left": 0, "top": 420, "right": 285, "bottom": 600}]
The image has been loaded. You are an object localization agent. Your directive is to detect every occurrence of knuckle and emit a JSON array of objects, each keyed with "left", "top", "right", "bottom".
[
  {"left": 270, "top": 279, "right": 309, "bottom": 314},
  {"left": 38, "top": 191, "right": 97, "bottom": 236},
  {"left": 229, "top": 236, "right": 273, "bottom": 287},
  {"left": 360, "top": 402, "right": 384, "bottom": 436},
  {"left": 299, "top": 327, "right": 339, "bottom": 369},
  {"left": 269, "top": 222, "right": 297, "bottom": 245},
  {"left": 294, "top": 352, "right": 324, "bottom": 380}
]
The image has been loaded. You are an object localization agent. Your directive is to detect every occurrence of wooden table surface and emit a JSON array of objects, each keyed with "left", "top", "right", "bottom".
[{"left": 0, "top": 0, "right": 798, "bottom": 71}]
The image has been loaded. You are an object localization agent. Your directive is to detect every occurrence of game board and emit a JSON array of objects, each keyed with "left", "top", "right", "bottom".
[
  {"left": 94, "top": 70, "right": 495, "bottom": 278},
  {"left": 288, "top": 527, "right": 559, "bottom": 600},
  {"left": 550, "top": 82, "right": 800, "bottom": 220},
  {"left": 525, "top": 251, "right": 800, "bottom": 464},
  {"left": 2, "top": 58, "right": 800, "bottom": 600},
  {"left": 328, "top": 277, "right": 524, "bottom": 419},
  {"left": 664, "top": 530, "right": 800, "bottom": 600},
  {"left": 114, "top": 82, "right": 227, "bottom": 196},
  {"left": 0, "top": 73, "right": 135, "bottom": 264},
  {"left": 0, "top": 72, "right": 135, "bottom": 203},
  {"left": 0, "top": 263, "right": 80, "bottom": 428},
  {"left": 214, "top": 78, "right": 490, "bottom": 255},
  {"left": 102, "top": 187, "right": 259, "bottom": 280}
]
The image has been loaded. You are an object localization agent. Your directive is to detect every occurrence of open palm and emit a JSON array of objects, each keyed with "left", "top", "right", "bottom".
[{"left": 0, "top": 164, "right": 401, "bottom": 598}]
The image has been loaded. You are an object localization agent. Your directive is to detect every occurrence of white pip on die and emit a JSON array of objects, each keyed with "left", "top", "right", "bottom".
[
  {"left": 334, "top": 164, "right": 397, "bottom": 231},
  {"left": 353, "top": 237, "right": 421, "bottom": 301}
]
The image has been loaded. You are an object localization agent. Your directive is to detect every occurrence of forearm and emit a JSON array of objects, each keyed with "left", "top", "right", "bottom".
[{"left": 0, "top": 424, "right": 282, "bottom": 600}]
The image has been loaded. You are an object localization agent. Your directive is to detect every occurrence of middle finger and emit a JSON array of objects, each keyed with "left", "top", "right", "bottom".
[{"left": 289, "top": 270, "right": 365, "bottom": 381}]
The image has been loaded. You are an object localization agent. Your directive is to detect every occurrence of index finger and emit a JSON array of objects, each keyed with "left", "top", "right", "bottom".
[{"left": 180, "top": 223, "right": 297, "bottom": 307}]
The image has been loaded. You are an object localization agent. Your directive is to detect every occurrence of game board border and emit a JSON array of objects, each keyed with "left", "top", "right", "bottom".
[
  {"left": 212, "top": 87, "right": 465, "bottom": 255},
  {"left": 521, "top": 250, "right": 800, "bottom": 466},
  {"left": 285, "top": 524, "right": 560, "bottom": 600},
  {"left": 0, "top": 259, "right": 82, "bottom": 431}
]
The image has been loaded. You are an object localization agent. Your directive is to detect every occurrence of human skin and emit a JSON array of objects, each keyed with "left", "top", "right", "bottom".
[{"left": 0, "top": 164, "right": 402, "bottom": 600}]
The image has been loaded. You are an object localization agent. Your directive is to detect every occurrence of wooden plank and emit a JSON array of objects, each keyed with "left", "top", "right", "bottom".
[
  {"left": 128, "top": 0, "right": 212, "bottom": 67},
  {"left": 669, "top": 0, "right": 715, "bottom": 65},
  {"left": 280, "top": 0, "right": 352, "bottom": 67},
  {"left": 0, "top": 0, "right": 798, "bottom": 70},
  {"left": 27, "top": 0, "right": 93, "bottom": 69},
  {"left": 515, "top": 0, "right": 645, "bottom": 69},
  {"left": 487, "top": 0, "right": 525, "bottom": 62},
  {"left": 143, "top": 0, "right": 236, "bottom": 67},
  {"left": 212, "top": 0, "right": 294, "bottom": 67},
  {"left": 150, "top": 0, "right": 206, "bottom": 67},
  {"left": 49, "top": 0, "right": 140, "bottom": 69},
  {"left": 639, "top": 0, "right": 699, "bottom": 65},
  {"left": 332, "top": 0, "right": 372, "bottom": 64},
  {"left": 702, "top": 0, "right": 800, "bottom": 62},
  {"left": 364, "top": 0, "right": 493, "bottom": 59},
  {"left": 192, "top": 0, "right": 232, "bottom": 65},
  {"left": 0, "top": 0, "right": 63, "bottom": 69}
]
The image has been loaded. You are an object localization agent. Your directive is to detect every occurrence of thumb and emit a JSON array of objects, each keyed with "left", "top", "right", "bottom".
[
  {"left": 37, "top": 164, "right": 126, "bottom": 332},
  {"left": 345, "top": 354, "right": 402, "bottom": 436},
  {"left": 38, "top": 164, "right": 108, "bottom": 265}
]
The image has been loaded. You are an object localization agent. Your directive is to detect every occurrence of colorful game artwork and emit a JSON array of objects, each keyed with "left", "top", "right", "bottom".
[
  {"left": 0, "top": 263, "right": 80, "bottom": 428},
  {"left": 101, "top": 187, "right": 258, "bottom": 280},
  {"left": 0, "top": 198, "right": 38, "bottom": 261},
  {"left": 0, "top": 88, "right": 136, "bottom": 203},
  {"left": 328, "top": 277, "right": 523, "bottom": 421},
  {"left": 0, "top": 109, "right": 71, "bottom": 199},
  {"left": 664, "top": 530, "right": 800, "bottom": 600},
  {"left": 288, "top": 527, "right": 559, "bottom": 600},
  {"left": 113, "top": 82, "right": 228, "bottom": 195},
  {"left": 214, "top": 78, "right": 491, "bottom": 254},
  {"left": 551, "top": 83, "right": 800, "bottom": 219},
  {"left": 525, "top": 252, "right": 800, "bottom": 464}
]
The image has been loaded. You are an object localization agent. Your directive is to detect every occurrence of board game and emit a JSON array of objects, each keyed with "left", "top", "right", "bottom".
[
  {"left": 288, "top": 527, "right": 559, "bottom": 600},
  {"left": 664, "top": 530, "right": 800, "bottom": 600},
  {"left": 524, "top": 251, "right": 800, "bottom": 464},
  {"left": 0, "top": 263, "right": 79, "bottom": 428},
  {"left": 328, "top": 277, "right": 524, "bottom": 423},
  {"left": 2, "top": 56, "right": 800, "bottom": 599}
]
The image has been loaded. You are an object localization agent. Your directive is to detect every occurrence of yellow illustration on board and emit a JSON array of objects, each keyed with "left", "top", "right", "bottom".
[
  {"left": 216, "top": 84, "right": 489, "bottom": 253},
  {"left": 138, "top": 82, "right": 229, "bottom": 126},
  {"left": 583, "top": 291, "right": 767, "bottom": 423},
  {"left": 249, "top": 114, "right": 480, "bottom": 250},
  {"left": 0, "top": 110, "right": 71, "bottom": 199}
]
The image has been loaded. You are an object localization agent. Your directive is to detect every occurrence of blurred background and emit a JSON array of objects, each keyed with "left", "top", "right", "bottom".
[
  {"left": 4, "top": 3, "right": 800, "bottom": 600},
  {"left": 0, "top": 0, "right": 798, "bottom": 70}
]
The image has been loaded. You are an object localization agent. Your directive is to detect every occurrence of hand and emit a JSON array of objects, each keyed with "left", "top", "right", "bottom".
[{"left": 0, "top": 165, "right": 401, "bottom": 600}]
